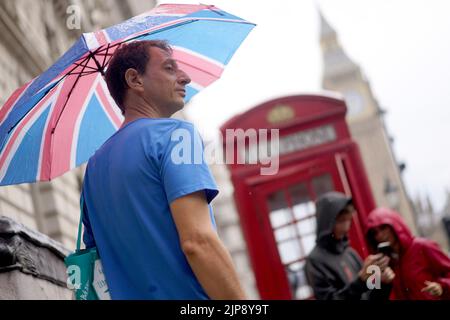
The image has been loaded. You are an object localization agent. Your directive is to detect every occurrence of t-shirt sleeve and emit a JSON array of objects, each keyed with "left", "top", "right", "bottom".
[{"left": 160, "top": 121, "right": 219, "bottom": 204}]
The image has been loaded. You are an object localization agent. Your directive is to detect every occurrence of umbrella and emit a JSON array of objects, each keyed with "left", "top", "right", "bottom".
[{"left": 0, "top": 3, "right": 255, "bottom": 186}]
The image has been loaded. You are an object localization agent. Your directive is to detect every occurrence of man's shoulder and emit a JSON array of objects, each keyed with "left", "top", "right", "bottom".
[
  {"left": 136, "top": 118, "right": 195, "bottom": 132},
  {"left": 145, "top": 118, "right": 198, "bottom": 139},
  {"left": 305, "top": 247, "right": 331, "bottom": 277},
  {"left": 89, "top": 119, "right": 194, "bottom": 159},
  {"left": 121, "top": 118, "right": 197, "bottom": 146},
  {"left": 306, "top": 246, "right": 326, "bottom": 264},
  {"left": 307, "top": 245, "right": 358, "bottom": 263},
  {"left": 154, "top": 118, "right": 194, "bottom": 128}
]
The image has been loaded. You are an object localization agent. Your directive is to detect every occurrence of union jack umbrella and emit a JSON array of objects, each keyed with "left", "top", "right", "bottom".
[{"left": 0, "top": 4, "right": 255, "bottom": 186}]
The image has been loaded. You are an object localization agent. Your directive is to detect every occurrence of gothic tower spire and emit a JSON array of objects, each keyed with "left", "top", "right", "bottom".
[{"left": 318, "top": 9, "right": 359, "bottom": 87}]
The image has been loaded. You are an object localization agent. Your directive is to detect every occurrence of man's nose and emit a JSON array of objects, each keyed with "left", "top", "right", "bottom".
[{"left": 178, "top": 69, "right": 191, "bottom": 86}]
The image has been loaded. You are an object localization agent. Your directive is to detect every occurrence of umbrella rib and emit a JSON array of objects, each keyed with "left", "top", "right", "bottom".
[
  {"left": 94, "top": 42, "right": 122, "bottom": 55},
  {"left": 70, "top": 61, "right": 99, "bottom": 73},
  {"left": 95, "top": 51, "right": 114, "bottom": 56},
  {"left": 201, "top": 4, "right": 225, "bottom": 16},
  {"left": 52, "top": 55, "right": 92, "bottom": 135},
  {"left": 67, "top": 71, "right": 98, "bottom": 76},
  {"left": 92, "top": 54, "right": 105, "bottom": 76},
  {"left": 60, "top": 54, "right": 92, "bottom": 80},
  {"left": 101, "top": 44, "right": 111, "bottom": 71}
]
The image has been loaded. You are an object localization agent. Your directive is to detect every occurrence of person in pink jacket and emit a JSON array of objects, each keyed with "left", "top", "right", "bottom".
[{"left": 366, "top": 207, "right": 450, "bottom": 299}]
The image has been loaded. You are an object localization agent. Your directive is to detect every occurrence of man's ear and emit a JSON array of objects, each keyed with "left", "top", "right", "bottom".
[{"left": 124, "top": 68, "right": 144, "bottom": 92}]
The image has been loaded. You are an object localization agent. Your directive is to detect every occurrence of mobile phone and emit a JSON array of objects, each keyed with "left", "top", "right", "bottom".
[{"left": 377, "top": 241, "right": 393, "bottom": 257}]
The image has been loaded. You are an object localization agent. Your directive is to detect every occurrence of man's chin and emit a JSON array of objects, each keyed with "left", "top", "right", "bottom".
[
  {"left": 168, "top": 101, "right": 186, "bottom": 115},
  {"left": 176, "top": 100, "right": 186, "bottom": 110}
]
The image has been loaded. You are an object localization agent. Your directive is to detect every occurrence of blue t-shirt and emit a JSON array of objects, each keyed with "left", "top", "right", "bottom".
[{"left": 81, "top": 118, "right": 219, "bottom": 299}]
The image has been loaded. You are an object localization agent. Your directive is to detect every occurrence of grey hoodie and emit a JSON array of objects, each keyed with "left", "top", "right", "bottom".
[{"left": 305, "top": 192, "right": 390, "bottom": 300}]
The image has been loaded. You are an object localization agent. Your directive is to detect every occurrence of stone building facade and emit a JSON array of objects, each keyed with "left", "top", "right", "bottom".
[{"left": 413, "top": 193, "right": 450, "bottom": 251}]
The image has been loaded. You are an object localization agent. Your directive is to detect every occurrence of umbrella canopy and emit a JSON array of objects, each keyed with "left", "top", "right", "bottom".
[{"left": 0, "top": 3, "right": 255, "bottom": 186}]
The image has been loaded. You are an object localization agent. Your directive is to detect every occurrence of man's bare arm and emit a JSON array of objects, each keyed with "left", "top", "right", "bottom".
[{"left": 170, "top": 191, "right": 247, "bottom": 300}]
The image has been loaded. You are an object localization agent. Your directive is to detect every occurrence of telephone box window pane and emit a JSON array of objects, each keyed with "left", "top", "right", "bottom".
[
  {"left": 274, "top": 224, "right": 297, "bottom": 242},
  {"left": 293, "top": 201, "right": 315, "bottom": 221},
  {"left": 268, "top": 191, "right": 292, "bottom": 228},
  {"left": 289, "top": 183, "right": 313, "bottom": 220},
  {"left": 312, "top": 174, "right": 334, "bottom": 198},
  {"left": 270, "top": 208, "right": 292, "bottom": 229},
  {"left": 277, "top": 239, "right": 301, "bottom": 263},
  {"left": 301, "top": 234, "right": 316, "bottom": 256},
  {"left": 296, "top": 218, "right": 316, "bottom": 235}
]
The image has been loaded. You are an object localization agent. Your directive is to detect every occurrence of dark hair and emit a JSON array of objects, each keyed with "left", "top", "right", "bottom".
[
  {"left": 105, "top": 40, "right": 172, "bottom": 114},
  {"left": 338, "top": 203, "right": 354, "bottom": 216}
]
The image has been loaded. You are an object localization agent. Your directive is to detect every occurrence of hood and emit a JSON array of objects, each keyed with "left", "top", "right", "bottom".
[
  {"left": 366, "top": 207, "right": 414, "bottom": 253},
  {"left": 315, "top": 191, "right": 352, "bottom": 253}
]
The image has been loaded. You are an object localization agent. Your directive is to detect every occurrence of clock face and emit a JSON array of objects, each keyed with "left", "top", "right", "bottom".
[{"left": 343, "top": 90, "right": 364, "bottom": 116}]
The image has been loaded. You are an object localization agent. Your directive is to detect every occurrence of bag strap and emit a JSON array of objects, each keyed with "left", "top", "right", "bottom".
[{"left": 76, "top": 193, "right": 85, "bottom": 252}]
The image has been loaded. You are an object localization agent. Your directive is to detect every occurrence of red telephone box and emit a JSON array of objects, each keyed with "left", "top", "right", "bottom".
[{"left": 220, "top": 94, "right": 376, "bottom": 300}]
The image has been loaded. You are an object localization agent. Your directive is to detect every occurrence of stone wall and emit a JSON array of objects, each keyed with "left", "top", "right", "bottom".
[{"left": 0, "top": 216, "right": 72, "bottom": 299}]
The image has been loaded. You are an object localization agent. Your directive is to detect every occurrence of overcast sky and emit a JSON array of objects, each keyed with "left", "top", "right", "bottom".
[{"left": 157, "top": 0, "right": 450, "bottom": 212}]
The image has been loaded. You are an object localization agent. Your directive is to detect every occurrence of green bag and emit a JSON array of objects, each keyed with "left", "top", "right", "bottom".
[{"left": 65, "top": 195, "right": 110, "bottom": 300}]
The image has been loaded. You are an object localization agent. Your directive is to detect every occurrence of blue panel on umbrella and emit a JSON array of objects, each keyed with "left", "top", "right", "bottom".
[
  {"left": 1, "top": 106, "right": 51, "bottom": 186},
  {"left": 76, "top": 94, "right": 117, "bottom": 166},
  {"left": 139, "top": 20, "right": 254, "bottom": 65}
]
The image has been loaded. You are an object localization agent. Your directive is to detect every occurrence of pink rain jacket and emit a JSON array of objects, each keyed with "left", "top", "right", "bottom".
[{"left": 366, "top": 208, "right": 450, "bottom": 300}]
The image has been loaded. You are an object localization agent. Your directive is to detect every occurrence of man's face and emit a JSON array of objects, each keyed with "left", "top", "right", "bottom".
[
  {"left": 332, "top": 204, "right": 355, "bottom": 240},
  {"left": 141, "top": 47, "right": 191, "bottom": 116}
]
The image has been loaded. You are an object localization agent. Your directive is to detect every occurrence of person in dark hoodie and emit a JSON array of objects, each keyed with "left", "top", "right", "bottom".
[
  {"left": 305, "top": 192, "right": 394, "bottom": 300},
  {"left": 366, "top": 207, "right": 450, "bottom": 300}
]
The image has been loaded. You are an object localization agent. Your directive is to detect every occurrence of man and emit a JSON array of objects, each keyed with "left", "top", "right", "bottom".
[
  {"left": 366, "top": 207, "right": 450, "bottom": 300},
  {"left": 81, "top": 40, "right": 246, "bottom": 299},
  {"left": 305, "top": 191, "right": 394, "bottom": 300}
]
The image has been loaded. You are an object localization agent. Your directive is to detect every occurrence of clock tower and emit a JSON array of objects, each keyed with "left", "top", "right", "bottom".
[{"left": 319, "top": 11, "right": 417, "bottom": 232}]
